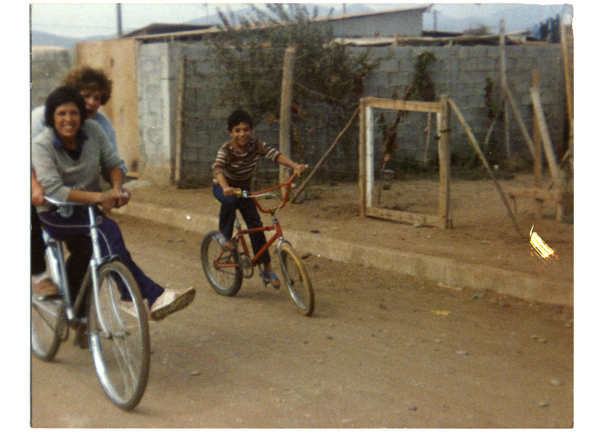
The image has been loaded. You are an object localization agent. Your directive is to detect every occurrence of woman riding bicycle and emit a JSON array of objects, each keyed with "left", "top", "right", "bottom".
[{"left": 31, "top": 86, "right": 195, "bottom": 321}]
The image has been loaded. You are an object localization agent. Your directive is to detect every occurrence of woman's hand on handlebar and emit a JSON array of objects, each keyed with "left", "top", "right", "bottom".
[
  {"left": 99, "top": 191, "right": 118, "bottom": 212},
  {"left": 112, "top": 187, "right": 131, "bottom": 208}
]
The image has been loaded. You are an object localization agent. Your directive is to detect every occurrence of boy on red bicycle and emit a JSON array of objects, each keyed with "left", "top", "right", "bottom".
[{"left": 211, "top": 109, "right": 307, "bottom": 288}]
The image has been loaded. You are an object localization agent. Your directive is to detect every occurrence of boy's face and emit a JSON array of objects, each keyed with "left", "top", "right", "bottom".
[{"left": 229, "top": 122, "right": 252, "bottom": 148}]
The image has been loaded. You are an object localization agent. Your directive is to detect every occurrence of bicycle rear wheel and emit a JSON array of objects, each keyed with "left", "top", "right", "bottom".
[
  {"left": 201, "top": 230, "right": 243, "bottom": 296},
  {"left": 31, "top": 297, "right": 64, "bottom": 361},
  {"left": 279, "top": 243, "right": 315, "bottom": 316},
  {"left": 88, "top": 261, "right": 150, "bottom": 411}
]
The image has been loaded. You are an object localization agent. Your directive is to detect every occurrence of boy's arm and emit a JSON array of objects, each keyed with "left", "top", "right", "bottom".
[
  {"left": 276, "top": 154, "right": 308, "bottom": 174},
  {"left": 214, "top": 172, "right": 237, "bottom": 197}
]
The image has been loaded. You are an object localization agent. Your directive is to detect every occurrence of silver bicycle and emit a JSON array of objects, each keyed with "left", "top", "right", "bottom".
[{"left": 31, "top": 198, "right": 150, "bottom": 411}]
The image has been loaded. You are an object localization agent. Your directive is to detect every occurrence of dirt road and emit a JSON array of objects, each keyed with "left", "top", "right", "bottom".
[{"left": 30, "top": 214, "right": 573, "bottom": 428}]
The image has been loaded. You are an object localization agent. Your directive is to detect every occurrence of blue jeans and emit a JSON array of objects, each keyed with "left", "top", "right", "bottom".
[
  {"left": 213, "top": 185, "right": 270, "bottom": 265},
  {"left": 38, "top": 207, "right": 164, "bottom": 306}
]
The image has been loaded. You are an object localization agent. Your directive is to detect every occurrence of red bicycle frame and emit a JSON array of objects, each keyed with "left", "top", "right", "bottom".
[{"left": 218, "top": 171, "right": 300, "bottom": 268}]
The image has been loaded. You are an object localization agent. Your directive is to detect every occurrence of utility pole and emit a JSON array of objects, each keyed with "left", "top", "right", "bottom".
[{"left": 116, "top": 3, "right": 123, "bottom": 36}]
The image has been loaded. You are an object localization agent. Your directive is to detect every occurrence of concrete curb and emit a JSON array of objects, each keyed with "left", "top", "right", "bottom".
[{"left": 114, "top": 202, "right": 573, "bottom": 307}]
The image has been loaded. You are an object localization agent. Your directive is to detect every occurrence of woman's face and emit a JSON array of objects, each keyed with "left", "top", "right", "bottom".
[
  {"left": 80, "top": 89, "right": 102, "bottom": 118},
  {"left": 229, "top": 122, "right": 252, "bottom": 148},
  {"left": 53, "top": 102, "right": 81, "bottom": 143}
]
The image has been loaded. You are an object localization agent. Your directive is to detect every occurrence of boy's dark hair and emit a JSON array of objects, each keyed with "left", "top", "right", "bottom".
[
  {"left": 63, "top": 65, "right": 113, "bottom": 105},
  {"left": 44, "top": 86, "right": 87, "bottom": 128},
  {"left": 227, "top": 109, "right": 254, "bottom": 132}
]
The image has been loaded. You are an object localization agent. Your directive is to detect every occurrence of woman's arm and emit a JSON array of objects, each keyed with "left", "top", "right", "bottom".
[
  {"left": 31, "top": 169, "right": 45, "bottom": 207},
  {"left": 67, "top": 188, "right": 118, "bottom": 211},
  {"left": 107, "top": 166, "right": 131, "bottom": 208}
]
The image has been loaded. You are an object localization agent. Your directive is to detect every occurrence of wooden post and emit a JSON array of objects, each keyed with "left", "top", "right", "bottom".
[
  {"left": 279, "top": 46, "right": 296, "bottom": 185},
  {"left": 174, "top": 55, "right": 187, "bottom": 185},
  {"left": 504, "top": 85, "right": 535, "bottom": 156},
  {"left": 438, "top": 95, "right": 451, "bottom": 228},
  {"left": 358, "top": 99, "right": 367, "bottom": 217},
  {"left": 500, "top": 19, "right": 510, "bottom": 158},
  {"left": 532, "top": 71, "right": 543, "bottom": 218},
  {"left": 530, "top": 88, "right": 566, "bottom": 191},
  {"left": 560, "top": 23, "right": 574, "bottom": 175},
  {"left": 291, "top": 108, "right": 358, "bottom": 203},
  {"left": 448, "top": 98, "right": 524, "bottom": 239}
]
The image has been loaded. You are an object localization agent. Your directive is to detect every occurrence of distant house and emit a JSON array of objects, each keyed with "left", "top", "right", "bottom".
[{"left": 316, "top": 5, "right": 431, "bottom": 38}]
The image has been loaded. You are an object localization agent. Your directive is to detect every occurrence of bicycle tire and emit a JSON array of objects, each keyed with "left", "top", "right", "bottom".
[
  {"left": 31, "top": 297, "right": 64, "bottom": 361},
  {"left": 87, "top": 261, "right": 150, "bottom": 411},
  {"left": 279, "top": 243, "right": 315, "bottom": 316},
  {"left": 31, "top": 245, "right": 67, "bottom": 361},
  {"left": 201, "top": 230, "right": 243, "bottom": 296}
]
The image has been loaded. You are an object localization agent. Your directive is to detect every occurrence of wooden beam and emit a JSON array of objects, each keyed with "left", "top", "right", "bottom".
[
  {"left": 532, "top": 71, "right": 543, "bottom": 217},
  {"left": 530, "top": 88, "right": 566, "bottom": 191},
  {"left": 365, "top": 207, "right": 444, "bottom": 228},
  {"left": 279, "top": 46, "right": 296, "bottom": 185},
  {"left": 448, "top": 98, "right": 524, "bottom": 239},
  {"left": 500, "top": 20, "right": 510, "bottom": 158},
  {"left": 438, "top": 95, "right": 451, "bottom": 229},
  {"left": 291, "top": 108, "right": 358, "bottom": 203},
  {"left": 362, "top": 97, "right": 442, "bottom": 113},
  {"left": 506, "top": 187, "right": 564, "bottom": 201},
  {"left": 503, "top": 84, "right": 535, "bottom": 156},
  {"left": 174, "top": 55, "right": 186, "bottom": 185},
  {"left": 358, "top": 99, "right": 367, "bottom": 217}
]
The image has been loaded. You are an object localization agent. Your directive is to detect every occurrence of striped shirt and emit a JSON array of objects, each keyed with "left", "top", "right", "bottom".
[{"left": 212, "top": 137, "right": 280, "bottom": 189}]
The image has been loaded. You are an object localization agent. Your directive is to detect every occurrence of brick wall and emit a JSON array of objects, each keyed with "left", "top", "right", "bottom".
[{"left": 136, "top": 41, "right": 566, "bottom": 187}]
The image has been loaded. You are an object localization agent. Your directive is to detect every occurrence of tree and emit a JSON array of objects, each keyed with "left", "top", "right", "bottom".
[{"left": 208, "top": 3, "right": 380, "bottom": 129}]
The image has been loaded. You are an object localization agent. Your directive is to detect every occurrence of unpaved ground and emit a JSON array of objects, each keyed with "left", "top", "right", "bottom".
[
  {"left": 30, "top": 213, "right": 574, "bottom": 428},
  {"left": 130, "top": 173, "right": 574, "bottom": 284}
]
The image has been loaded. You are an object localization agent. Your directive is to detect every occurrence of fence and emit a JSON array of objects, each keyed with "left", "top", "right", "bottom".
[{"left": 136, "top": 39, "right": 567, "bottom": 188}]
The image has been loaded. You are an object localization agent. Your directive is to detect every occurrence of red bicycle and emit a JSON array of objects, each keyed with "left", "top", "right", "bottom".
[{"left": 200, "top": 172, "right": 315, "bottom": 316}]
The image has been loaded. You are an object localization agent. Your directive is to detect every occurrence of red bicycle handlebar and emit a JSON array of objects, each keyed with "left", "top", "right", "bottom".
[{"left": 236, "top": 171, "right": 302, "bottom": 214}]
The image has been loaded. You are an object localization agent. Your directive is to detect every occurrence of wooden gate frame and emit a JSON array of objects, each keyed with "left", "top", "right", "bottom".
[{"left": 359, "top": 96, "right": 452, "bottom": 229}]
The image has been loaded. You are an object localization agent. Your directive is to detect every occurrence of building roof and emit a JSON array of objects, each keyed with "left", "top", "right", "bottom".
[
  {"left": 120, "top": 23, "right": 214, "bottom": 38},
  {"left": 313, "top": 4, "right": 432, "bottom": 23}
]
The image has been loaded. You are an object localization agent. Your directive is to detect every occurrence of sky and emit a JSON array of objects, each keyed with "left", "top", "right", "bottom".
[{"left": 29, "top": 1, "right": 575, "bottom": 39}]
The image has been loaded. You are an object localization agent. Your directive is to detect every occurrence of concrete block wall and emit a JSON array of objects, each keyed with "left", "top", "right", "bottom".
[
  {"left": 355, "top": 44, "right": 566, "bottom": 164},
  {"left": 136, "top": 42, "right": 182, "bottom": 185},
  {"left": 136, "top": 41, "right": 566, "bottom": 187},
  {"left": 30, "top": 47, "right": 73, "bottom": 110}
]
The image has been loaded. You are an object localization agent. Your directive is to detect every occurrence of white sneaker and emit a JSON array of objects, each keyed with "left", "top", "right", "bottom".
[
  {"left": 149, "top": 287, "right": 196, "bottom": 321},
  {"left": 120, "top": 299, "right": 150, "bottom": 318}
]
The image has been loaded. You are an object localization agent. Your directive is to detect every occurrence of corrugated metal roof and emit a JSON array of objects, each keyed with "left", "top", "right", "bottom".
[
  {"left": 313, "top": 4, "right": 432, "bottom": 23},
  {"left": 120, "top": 23, "right": 214, "bottom": 38}
]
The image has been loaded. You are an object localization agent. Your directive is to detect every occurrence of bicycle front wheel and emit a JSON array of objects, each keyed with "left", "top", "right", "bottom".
[
  {"left": 88, "top": 261, "right": 150, "bottom": 411},
  {"left": 201, "top": 230, "right": 243, "bottom": 296},
  {"left": 279, "top": 243, "right": 315, "bottom": 316},
  {"left": 31, "top": 297, "right": 64, "bottom": 361}
]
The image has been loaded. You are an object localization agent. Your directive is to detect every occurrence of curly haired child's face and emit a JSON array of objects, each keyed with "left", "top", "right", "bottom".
[
  {"left": 229, "top": 122, "right": 252, "bottom": 149},
  {"left": 80, "top": 89, "right": 102, "bottom": 119}
]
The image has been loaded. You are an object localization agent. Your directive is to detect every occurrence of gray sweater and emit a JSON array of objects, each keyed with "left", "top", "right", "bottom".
[{"left": 32, "top": 120, "right": 123, "bottom": 211}]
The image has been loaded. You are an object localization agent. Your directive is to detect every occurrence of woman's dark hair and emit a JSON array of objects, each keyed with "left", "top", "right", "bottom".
[
  {"left": 63, "top": 66, "right": 112, "bottom": 105},
  {"left": 44, "top": 86, "right": 87, "bottom": 129},
  {"left": 227, "top": 109, "right": 254, "bottom": 131}
]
